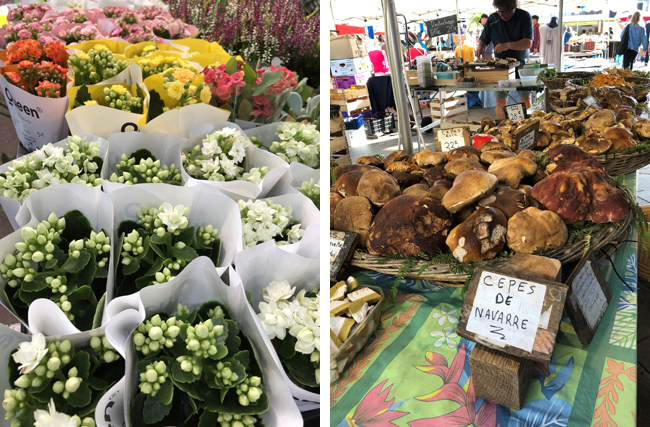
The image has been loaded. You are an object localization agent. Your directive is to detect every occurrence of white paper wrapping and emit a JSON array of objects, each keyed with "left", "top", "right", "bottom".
[
  {"left": 0, "top": 75, "right": 70, "bottom": 152},
  {"left": 103, "top": 258, "right": 302, "bottom": 427},
  {"left": 100, "top": 131, "right": 185, "bottom": 192},
  {"left": 105, "top": 184, "right": 242, "bottom": 310},
  {"left": 232, "top": 243, "right": 320, "bottom": 406},
  {"left": 66, "top": 99, "right": 149, "bottom": 140},
  {"left": 8, "top": 184, "right": 115, "bottom": 335},
  {"left": 0, "top": 135, "right": 108, "bottom": 230},
  {"left": 140, "top": 103, "right": 231, "bottom": 137},
  {"left": 181, "top": 122, "right": 291, "bottom": 200}
]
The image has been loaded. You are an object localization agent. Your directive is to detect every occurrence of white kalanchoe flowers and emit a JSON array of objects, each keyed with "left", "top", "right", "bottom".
[
  {"left": 262, "top": 280, "right": 295, "bottom": 305},
  {"left": 12, "top": 333, "right": 48, "bottom": 374},
  {"left": 182, "top": 128, "right": 269, "bottom": 184},
  {"left": 269, "top": 122, "right": 320, "bottom": 168},
  {"left": 33, "top": 399, "right": 81, "bottom": 427},
  {"left": 157, "top": 202, "right": 190, "bottom": 232},
  {"left": 238, "top": 199, "right": 304, "bottom": 248}
]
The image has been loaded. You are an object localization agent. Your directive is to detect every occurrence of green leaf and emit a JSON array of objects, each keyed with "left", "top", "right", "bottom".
[
  {"left": 210, "top": 239, "right": 222, "bottom": 267},
  {"left": 135, "top": 275, "right": 155, "bottom": 290},
  {"left": 198, "top": 410, "right": 218, "bottom": 427},
  {"left": 242, "top": 63, "right": 257, "bottom": 85},
  {"left": 237, "top": 99, "right": 254, "bottom": 120},
  {"left": 67, "top": 285, "right": 98, "bottom": 331},
  {"left": 68, "top": 251, "right": 97, "bottom": 289},
  {"left": 224, "top": 57, "right": 238, "bottom": 75},
  {"left": 279, "top": 334, "right": 296, "bottom": 359},
  {"left": 44, "top": 257, "right": 58, "bottom": 270},
  {"left": 150, "top": 232, "right": 170, "bottom": 246},
  {"left": 252, "top": 72, "right": 283, "bottom": 96},
  {"left": 130, "top": 149, "right": 155, "bottom": 163},
  {"left": 171, "top": 245, "right": 199, "bottom": 262},
  {"left": 74, "top": 85, "right": 92, "bottom": 108},
  {"left": 67, "top": 382, "right": 92, "bottom": 407},
  {"left": 173, "top": 375, "right": 204, "bottom": 400},
  {"left": 60, "top": 250, "right": 91, "bottom": 274},
  {"left": 149, "top": 242, "right": 166, "bottom": 260},
  {"left": 130, "top": 393, "right": 146, "bottom": 426},
  {"left": 224, "top": 319, "right": 241, "bottom": 356},
  {"left": 147, "top": 89, "right": 165, "bottom": 122},
  {"left": 142, "top": 390, "right": 172, "bottom": 424},
  {"left": 71, "top": 351, "right": 91, "bottom": 379},
  {"left": 171, "top": 360, "right": 200, "bottom": 383},
  {"left": 61, "top": 211, "right": 94, "bottom": 243},
  {"left": 231, "top": 350, "right": 250, "bottom": 369},
  {"left": 175, "top": 227, "right": 195, "bottom": 247},
  {"left": 20, "top": 274, "right": 50, "bottom": 292},
  {"left": 285, "top": 351, "right": 319, "bottom": 388},
  {"left": 92, "top": 293, "right": 106, "bottom": 329},
  {"left": 240, "top": 84, "right": 253, "bottom": 100},
  {"left": 144, "top": 257, "right": 164, "bottom": 276}
]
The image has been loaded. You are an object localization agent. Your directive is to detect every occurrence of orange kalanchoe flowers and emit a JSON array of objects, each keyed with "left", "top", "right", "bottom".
[
  {"left": 43, "top": 41, "right": 69, "bottom": 67},
  {"left": 5, "top": 39, "right": 42, "bottom": 64}
]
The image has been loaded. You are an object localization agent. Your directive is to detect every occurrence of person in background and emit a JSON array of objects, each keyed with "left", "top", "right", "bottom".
[
  {"left": 377, "top": 34, "right": 386, "bottom": 51},
  {"left": 623, "top": 11, "right": 647, "bottom": 69},
  {"left": 645, "top": 19, "right": 650, "bottom": 65},
  {"left": 564, "top": 28, "right": 572, "bottom": 46},
  {"left": 479, "top": 13, "right": 495, "bottom": 58},
  {"left": 581, "top": 30, "right": 586, "bottom": 35},
  {"left": 608, "top": 27, "right": 614, "bottom": 39},
  {"left": 476, "top": 0, "right": 533, "bottom": 119},
  {"left": 455, "top": 39, "right": 476, "bottom": 62},
  {"left": 531, "top": 15, "right": 540, "bottom": 53}
]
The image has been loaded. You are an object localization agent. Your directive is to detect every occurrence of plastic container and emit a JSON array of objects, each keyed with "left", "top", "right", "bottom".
[
  {"left": 436, "top": 71, "right": 456, "bottom": 79},
  {"left": 331, "top": 285, "right": 385, "bottom": 383},
  {"left": 498, "top": 79, "right": 521, "bottom": 88},
  {"left": 520, "top": 75, "right": 538, "bottom": 86},
  {"left": 364, "top": 116, "right": 383, "bottom": 136},
  {"left": 519, "top": 67, "right": 541, "bottom": 77},
  {"left": 344, "top": 114, "right": 364, "bottom": 130}
]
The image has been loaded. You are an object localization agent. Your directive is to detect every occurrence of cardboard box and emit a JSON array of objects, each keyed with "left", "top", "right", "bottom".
[
  {"left": 330, "top": 57, "right": 372, "bottom": 77},
  {"left": 334, "top": 73, "right": 371, "bottom": 89},
  {"left": 345, "top": 127, "right": 367, "bottom": 147},
  {"left": 330, "top": 34, "right": 368, "bottom": 60}
]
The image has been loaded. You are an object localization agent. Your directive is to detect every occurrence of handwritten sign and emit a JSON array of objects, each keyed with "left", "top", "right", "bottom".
[
  {"left": 435, "top": 127, "right": 470, "bottom": 152},
  {"left": 425, "top": 14, "right": 458, "bottom": 38},
  {"left": 564, "top": 253, "right": 612, "bottom": 345},
  {"left": 503, "top": 103, "right": 527, "bottom": 122},
  {"left": 583, "top": 95, "right": 602, "bottom": 108},
  {"left": 514, "top": 120, "right": 539, "bottom": 151},
  {"left": 465, "top": 270, "right": 546, "bottom": 352},
  {"left": 330, "top": 230, "right": 359, "bottom": 281}
]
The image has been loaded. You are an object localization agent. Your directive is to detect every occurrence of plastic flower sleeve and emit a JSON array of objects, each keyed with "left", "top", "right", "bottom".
[
  {"left": 0, "top": 75, "right": 70, "bottom": 152},
  {"left": 100, "top": 132, "right": 185, "bottom": 192},
  {"left": 0, "top": 135, "right": 108, "bottom": 230},
  {"left": 103, "top": 258, "right": 302, "bottom": 427},
  {"left": 182, "top": 122, "right": 291, "bottom": 199},
  {"left": 106, "top": 183, "right": 242, "bottom": 304},
  {"left": 7, "top": 184, "right": 115, "bottom": 334},
  {"left": 233, "top": 242, "right": 319, "bottom": 406}
]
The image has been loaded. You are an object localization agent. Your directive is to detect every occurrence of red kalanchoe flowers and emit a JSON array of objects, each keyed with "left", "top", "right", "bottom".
[
  {"left": 43, "top": 41, "right": 69, "bottom": 67},
  {"left": 35, "top": 80, "right": 62, "bottom": 98}
]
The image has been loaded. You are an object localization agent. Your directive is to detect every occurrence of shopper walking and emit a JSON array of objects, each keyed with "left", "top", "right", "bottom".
[{"left": 622, "top": 11, "right": 647, "bottom": 70}]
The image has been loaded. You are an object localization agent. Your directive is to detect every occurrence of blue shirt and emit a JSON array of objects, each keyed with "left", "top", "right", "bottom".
[
  {"left": 625, "top": 24, "right": 648, "bottom": 52},
  {"left": 480, "top": 9, "right": 533, "bottom": 64}
]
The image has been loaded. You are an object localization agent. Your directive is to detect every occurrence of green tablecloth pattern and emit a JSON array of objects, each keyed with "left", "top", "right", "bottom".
[{"left": 330, "top": 173, "right": 639, "bottom": 427}]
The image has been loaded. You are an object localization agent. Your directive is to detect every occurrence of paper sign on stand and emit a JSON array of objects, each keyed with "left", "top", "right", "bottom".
[
  {"left": 435, "top": 127, "right": 470, "bottom": 152},
  {"left": 503, "top": 102, "right": 527, "bottom": 123},
  {"left": 514, "top": 119, "right": 539, "bottom": 151},
  {"left": 330, "top": 230, "right": 359, "bottom": 281}
]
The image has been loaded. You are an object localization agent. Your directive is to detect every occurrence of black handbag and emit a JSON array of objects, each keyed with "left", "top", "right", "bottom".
[{"left": 617, "top": 25, "right": 630, "bottom": 55}]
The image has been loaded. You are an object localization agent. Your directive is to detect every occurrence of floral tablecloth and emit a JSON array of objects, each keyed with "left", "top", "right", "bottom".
[{"left": 330, "top": 176, "right": 638, "bottom": 427}]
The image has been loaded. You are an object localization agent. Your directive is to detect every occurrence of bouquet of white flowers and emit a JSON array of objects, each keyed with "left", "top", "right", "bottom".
[
  {"left": 238, "top": 199, "right": 304, "bottom": 249},
  {"left": 247, "top": 122, "right": 320, "bottom": 169}
]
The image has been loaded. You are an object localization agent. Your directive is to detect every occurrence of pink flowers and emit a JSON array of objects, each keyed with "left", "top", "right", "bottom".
[
  {"left": 151, "top": 17, "right": 191, "bottom": 40},
  {"left": 203, "top": 64, "right": 247, "bottom": 101},
  {"left": 7, "top": 4, "right": 51, "bottom": 23},
  {"left": 258, "top": 66, "right": 297, "bottom": 96},
  {"left": 35, "top": 81, "right": 62, "bottom": 98},
  {"left": 250, "top": 96, "right": 273, "bottom": 119}
]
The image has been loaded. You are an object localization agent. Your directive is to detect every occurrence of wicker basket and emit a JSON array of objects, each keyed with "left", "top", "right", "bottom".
[
  {"left": 540, "top": 72, "right": 597, "bottom": 90},
  {"left": 539, "top": 77, "right": 571, "bottom": 90},
  {"left": 596, "top": 150, "right": 650, "bottom": 176},
  {"left": 350, "top": 187, "right": 635, "bottom": 286},
  {"left": 639, "top": 205, "right": 650, "bottom": 283}
]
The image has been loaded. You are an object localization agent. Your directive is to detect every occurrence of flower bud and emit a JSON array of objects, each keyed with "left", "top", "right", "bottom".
[
  {"left": 14, "top": 375, "right": 30, "bottom": 388},
  {"left": 247, "top": 387, "right": 261, "bottom": 402},
  {"left": 238, "top": 394, "right": 249, "bottom": 406},
  {"left": 68, "top": 367, "right": 78, "bottom": 378},
  {"left": 52, "top": 381, "right": 64, "bottom": 394},
  {"left": 47, "top": 357, "right": 61, "bottom": 371}
]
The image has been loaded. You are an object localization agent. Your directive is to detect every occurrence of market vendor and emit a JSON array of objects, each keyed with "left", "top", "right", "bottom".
[{"left": 476, "top": 0, "right": 533, "bottom": 120}]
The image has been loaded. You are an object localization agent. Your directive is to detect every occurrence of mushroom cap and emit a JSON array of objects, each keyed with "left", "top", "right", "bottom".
[
  {"left": 488, "top": 156, "right": 538, "bottom": 177},
  {"left": 402, "top": 183, "right": 433, "bottom": 197},
  {"left": 517, "top": 149, "right": 539, "bottom": 163},
  {"left": 604, "top": 126, "right": 636, "bottom": 152},
  {"left": 356, "top": 169, "right": 401, "bottom": 207},
  {"left": 368, "top": 195, "right": 453, "bottom": 257},
  {"left": 414, "top": 150, "right": 447, "bottom": 168},
  {"left": 333, "top": 196, "right": 375, "bottom": 247},
  {"left": 585, "top": 109, "right": 616, "bottom": 133},
  {"left": 575, "top": 133, "right": 612, "bottom": 155},
  {"left": 478, "top": 186, "right": 530, "bottom": 219},
  {"left": 537, "top": 130, "right": 552, "bottom": 148},
  {"left": 384, "top": 150, "right": 408, "bottom": 168},
  {"left": 356, "top": 156, "right": 384, "bottom": 168},
  {"left": 429, "top": 179, "right": 453, "bottom": 201},
  {"left": 444, "top": 158, "right": 486, "bottom": 178},
  {"left": 446, "top": 145, "right": 481, "bottom": 162},
  {"left": 390, "top": 172, "right": 421, "bottom": 191},
  {"left": 541, "top": 121, "right": 562, "bottom": 134},
  {"left": 423, "top": 166, "right": 447, "bottom": 185},
  {"left": 632, "top": 117, "right": 650, "bottom": 139},
  {"left": 386, "top": 161, "right": 418, "bottom": 173},
  {"left": 480, "top": 141, "right": 511, "bottom": 153},
  {"left": 506, "top": 207, "right": 568, "bottom": 253},
  {"left": 330, "top": 192, "right": 344, "bottom": 228},
  {"left": 334, "top": 170, "right": 365, "bottom": 197},
  {"left": 491, "top": 163, "right": 526, "bottom": 189},
  {"left": 333, "top": 164, "right": 380, "bottom": 180},
  {"left": 445, "top": 206, "right": 508, "bottom": 263},
  {"left": 480, "top": 150, "right": 517, "bottom": 165},
  {"left": 442, "top": 170, "right": 498, "bottom": 213}
]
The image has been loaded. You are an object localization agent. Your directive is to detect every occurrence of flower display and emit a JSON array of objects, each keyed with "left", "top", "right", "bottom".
[
  {"left": 2, "top": 333, "right": 122, "bottom": 426},
  {"left": 150, "top": 17, "right": 192, "bottom": 40},
  {"left": 109, "top": 149, "right": 182, "bottom": 186},
  {"left": 182, "top": 128, "right": 269, "bottom": 184},
  {"left": 57, "top": 24, "right": 103, "bottom": 44},
  {"left": 297, "top": 178, "right": 320, "bottom": 209},
  {"left": 7, "top": 4, "right": 52, "bottom": 23},
  {"left": 268, "top": 122, "right": 320, "bottom": 168},
  {"left": 202, "top": 58, "right": 296, "bottom": 123},
  {"left": 0, "top": 210, "right": 111, "bottom": 330},
  {"left": 238, "top": 199, "right": 304, "bottom": 248},
  {"left": 130, "top": 302, "right": 268, "bottom": 425},
  {"left": 114, "top": 203, "right": 221, "bottom": 296},
  {"left": 3, "top": 40, "right": 69, "bottom": 98},
  {"left": 160, "top": 67, "right": 211, "bottom": 108},
  {"left": 68, "top": 44, "right": 128, "bottom": 85},
  {"left": 1, "top": 21, "right": 54, "bottom": 47},
  {"left": 138, "top": 56, "right": 198, "bottom": 79},
  {"left": 257, "top": 281, "right": 320, "bottom": 388},
  {"left": 58, "top": 7, "right": 90, "bottom": 24},
  {"left": 0, "top": 136, "right": 102, "bottom": 203},
  {"left": 138, "top": 6, "right": 172, "bottom": 20},
  {"left": 103, "top": 6, "right": 130, "bottom": 18},
  {"left": 73, "top": 84, "right": 143, "bottom": 113}
]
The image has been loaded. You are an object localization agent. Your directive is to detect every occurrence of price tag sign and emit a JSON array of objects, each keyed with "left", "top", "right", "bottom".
[
  {"left": 514, "top": 120, "right": 539, "bottom": 151},
  {"left": 330, "top": 230, "right": 359, "bottom": 281},
  {"left": 583, "top": 95, "right": 602, "bottom": 108},
  {"left": 435, "top": 127, "right": 470, "bottom": 153},
  {"left": 503, "top": 102, "right": 527, "bottom": 122},
  {"left": 465, "top": 271, "right": 546, "bottom": 352},
  {"left": 564, "top": 253, "right": 612, "bottom": 345}
]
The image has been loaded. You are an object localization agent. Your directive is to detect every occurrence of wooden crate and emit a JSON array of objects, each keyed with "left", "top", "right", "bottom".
[
  {"left": 465, "top": 67, "right": 516, "bottom": 83},
  {"left": 406, "top": 70, "right": 419, "bottom": 86},
  {"left": 330, "top": 116, "right": 345, "bottom": 134},
  {"left": 331, "top": 86, "right": 369, "bottom": 102},
  {"left": 330, "top": 136, "right": 348, "bottom": 155},
  {"left": 332, "top": 153, "right": 351, "bottom": 165},
  {"left": 430, "top": 96, "right": 468, "bottom": 123}
]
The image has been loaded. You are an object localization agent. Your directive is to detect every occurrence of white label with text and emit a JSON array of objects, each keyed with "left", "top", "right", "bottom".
[
  {"left": 571, "top": 261, "right": 608, "bottom": 330},
  {"left": 437, "top": 128, "right": 466, "bottom": 152},
  {"left": 505, "top": 103, "right": 525, "bottom": 122},
  {"left": 466, "top": 271, "right": 547, "bottom": 352},
  {"left": 518, "top": 129, "right": 536, "bottom": 151},
  {"left": 330, "top": 239, "right": 345, "bottom": 262}
]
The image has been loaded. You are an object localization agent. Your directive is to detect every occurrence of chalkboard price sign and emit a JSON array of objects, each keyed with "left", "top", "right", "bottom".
[
  {"left": 503, "top": 102, "right": 527, "bottom": 122},
  {"left": 514, "top": 120, "right": 539, "bottom": 151},
  {"left": 330, "top": 230, "right": 359, "bottom": 281},
  {"left": 425, "top": 14, "right": 458, "bottom": 38}
]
